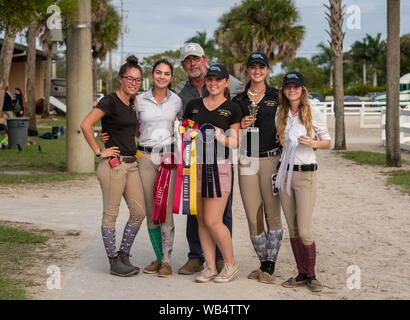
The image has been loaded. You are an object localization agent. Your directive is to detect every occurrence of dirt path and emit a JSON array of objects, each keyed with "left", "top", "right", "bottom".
[{"left": 0, "top": 115, "right": 409, "bottom": 300}]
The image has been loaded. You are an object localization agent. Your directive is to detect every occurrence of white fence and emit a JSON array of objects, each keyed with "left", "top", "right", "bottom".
[
  {"left": 380, "top": 109, "right": 410, "bottom": 151},
  {"left": 312, "top": 101, "right": 409, "bottom": 129}
]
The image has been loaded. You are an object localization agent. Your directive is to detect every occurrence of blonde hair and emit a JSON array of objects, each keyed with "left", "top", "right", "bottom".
[{"left": 276, "top": 86, "right": 312, "bottom": 146}]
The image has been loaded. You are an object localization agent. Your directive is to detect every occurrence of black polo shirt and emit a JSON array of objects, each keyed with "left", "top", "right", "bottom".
[
  {"left": 232, "top": 84, "right": 281, "bottom": 154},
  {"left": 96, "top": 93, "right": 137, "bottom": 156},
  {"left": 183, "top": 98, "right": 242, "bottom": 160}
]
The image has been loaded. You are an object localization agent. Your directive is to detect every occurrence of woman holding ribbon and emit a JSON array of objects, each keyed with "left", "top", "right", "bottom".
[
  {"left": 232, "top": 52, "right": 283, "bottom": 285},
  {"left": 81, "top": 55, "right": 146, "bottom": 277},
  {"left": 182, "top": 64, "right": 241, "bottom": 283},
  {"left": 100, "top": 59, "right": 183, "bottom": 277},
  {"left": 135, "top": 59, "right": 183, "bottom": 278},
  {"left": 275, "top": 71, "right": 331, "bottom": 292}
]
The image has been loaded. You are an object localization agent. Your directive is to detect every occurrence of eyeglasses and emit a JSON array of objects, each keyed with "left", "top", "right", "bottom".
[
  {"left": 122, "top": 76, "right": 142, "bottom": 84},
  {"left": 182, "top": 56, "right": 202, "bottom": 65}
]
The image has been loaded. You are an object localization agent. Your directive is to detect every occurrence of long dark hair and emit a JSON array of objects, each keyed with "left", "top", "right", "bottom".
[
  {"left": 119, "top": 55, "right": 142, "bottom": 77},
  {"left": 152, "top": 59, "right": 174, "bottom": 90}
]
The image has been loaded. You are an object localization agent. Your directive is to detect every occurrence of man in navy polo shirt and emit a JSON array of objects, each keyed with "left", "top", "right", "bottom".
[{"left": 174, "top": 43, "right": 244, "bottom": 275}]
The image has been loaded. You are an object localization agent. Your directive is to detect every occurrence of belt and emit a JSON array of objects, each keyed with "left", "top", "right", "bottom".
[
  {"left": 240, "top": 148, "right": 282, "bottom": 158},
  {"left": 121, "top": 156, "right": 137, "bottom": 163},
  {"left": 278, "top": 162, "right": 318, "bottom": 172},
  {"left": 137, "top": 144, "right": 174, "bottom": 153}
]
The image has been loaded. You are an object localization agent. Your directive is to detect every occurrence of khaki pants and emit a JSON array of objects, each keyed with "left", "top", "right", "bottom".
[
  {"left": 278, "top": 170, "right": 317, "bottom": 245},
  {"left": 96, "top": 157, "right": 146, "bottom": 229},
  {"left": 137, "top": 152, "right": 175, "bottom": 229},
  {"left": 238, "top": 155, "right": 282, "bottom": 236}
]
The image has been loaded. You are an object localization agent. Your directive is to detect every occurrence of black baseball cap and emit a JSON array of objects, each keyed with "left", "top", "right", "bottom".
[
  {"left": 247, "top": 52, "right": 269, "bottom": 67},
  {"left": 282, "top": 71, "right": 305, "bottom": 87},
  {"left": 206, "top": 64, "right": 229, "bottom": 79}
]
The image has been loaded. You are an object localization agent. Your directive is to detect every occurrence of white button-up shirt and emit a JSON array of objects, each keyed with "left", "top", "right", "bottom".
[
  {"left": 135, "top": 89, "right": 183, "bottom": 147},
  {"left": 276, "top": 107, "right": 331, "bottom": 165}
]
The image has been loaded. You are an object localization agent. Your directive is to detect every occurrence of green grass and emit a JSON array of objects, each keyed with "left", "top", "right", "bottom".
[
  {"left": 383, "top": 170, "right": 410, "bottom": 194},
  {"left": 0, "top": 278, "right": 27, "bottom": 300},
  {"left": 0, "top": 118, "right": 102, "bottom": 184},
  {"left": 339, "top": 150, "right": 387, "bottom": 165},
  {"left": 0, "top": 223, "right": 49, "bottom": 300},
  {"left": 0, "top": 225, "right": 49, "bottom": 243}
]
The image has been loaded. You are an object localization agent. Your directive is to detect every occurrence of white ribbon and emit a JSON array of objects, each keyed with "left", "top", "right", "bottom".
[{"left": 275, "top": 123, "right": 307, "bottom": 195}]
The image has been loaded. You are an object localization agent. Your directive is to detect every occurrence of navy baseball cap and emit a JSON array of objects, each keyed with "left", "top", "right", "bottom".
[
  {"left": 282, "top": 71, "right": 305, "bottom": 87},
  {"left": 247, "top": 52, "right": 269, "bottom": 67},
  {"left": 206, "top": 64, "right": 229, "bottom": 79}
]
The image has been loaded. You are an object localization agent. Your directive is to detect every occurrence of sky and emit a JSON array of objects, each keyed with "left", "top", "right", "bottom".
[{"left": 109, "top": 0, "right": 410, "bottom": 75}]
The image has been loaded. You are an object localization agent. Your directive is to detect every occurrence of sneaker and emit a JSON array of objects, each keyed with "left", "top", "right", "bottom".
[
  {"left": 214, "top": 264, "right": 239, "bottom": 283},
  {"left": 143, "top": 261, "right": 161, "bottom": 274},
  {"left": 108, "top": 255, "right": 139, "bottom": 277},
  {"left": 158, "top": 262, "right": 172, "bottom": 278},
  {"left": 178, "top": 259, "right": 204, "bottom": 275},
  {"left": 258, "top": 271, "right": 274, "bottom": 284},
  {"left": 248, "top": 268, "right": 262, "bottom": 280},
  {"left": 195, "top": 266, "right": 218, "bottom": 283}
]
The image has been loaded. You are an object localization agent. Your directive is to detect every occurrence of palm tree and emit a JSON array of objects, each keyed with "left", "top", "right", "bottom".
[
  {"left": 91, "top": 0, "right": 120, "bottom": 102},
  {"left": 365, "top": 33, "right": 386, "bottom": 87},
  {"left": 215, "top": 0, "right": 305, "bottom": 82},
  {"left": 351, "top": 38, "right": 370, "bottom": 86},
  {"left": 312, "top": 42, "right": 333, "bottom": 89},
  {"left": 385, "top": 0, "right": 401, "bottom": 167},
  {"left": 325, "top": 0, "right": 346, "bottom": 150}
]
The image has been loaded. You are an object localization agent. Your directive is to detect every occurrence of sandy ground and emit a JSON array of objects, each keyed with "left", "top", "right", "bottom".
[{"left": 0, "top": 115, "right": 409, "bottom": 300}]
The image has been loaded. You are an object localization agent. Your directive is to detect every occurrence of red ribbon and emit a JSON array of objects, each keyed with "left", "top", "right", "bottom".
[{"left": 153, "top": 153, "right": 176, "bottom": 223}]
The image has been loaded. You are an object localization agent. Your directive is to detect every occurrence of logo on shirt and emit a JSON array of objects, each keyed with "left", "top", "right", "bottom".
[
  {"left": 218, "top": 109, "right": 231, "bottom": 118},
  {"left": 191, "top": 109, "right": 199, "bottom": 114},
  {"left": 264, "top": 100, "right": 277, "bottom": 106}
]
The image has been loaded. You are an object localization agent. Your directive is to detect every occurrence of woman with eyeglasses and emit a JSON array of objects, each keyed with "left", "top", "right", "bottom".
[
  {"left": 275, "top": 71, "right": 331, "bottom": 292},
  {"left": 99, "top": 59, "right": 183, "bottom": 278},
  {"left": 81, "top": 55, "right": 146, "bottom": 277},
  {"left": 232, "top": 52, "right": 283, "bottom": 285}
]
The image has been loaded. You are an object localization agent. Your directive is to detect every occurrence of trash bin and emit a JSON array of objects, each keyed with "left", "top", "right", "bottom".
[
  {"left": 7, "top": 117, "right": 28, "bottom": 149},
  {"left": 52, "top": 126, "right": 65, "bottom": 139}
]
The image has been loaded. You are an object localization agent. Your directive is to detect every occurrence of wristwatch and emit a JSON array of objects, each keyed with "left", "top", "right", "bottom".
[{"left": 96, "top": 149, "right": 102, "bottom": 157}]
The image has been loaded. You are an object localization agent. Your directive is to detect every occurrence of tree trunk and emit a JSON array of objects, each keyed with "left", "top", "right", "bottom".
[
  {"left": 325, "top": 0, "right": 346, "bottom": 150},
  {"left": 66, "top": 0, "right": 95, "bottom": 172},
  {"left": 26, "top": 21, "right": 38, "bottom": 136},
  {"left": 363, "top": 62, "right": 367, "bottom": 86},
  {"left": 385, "top": 0, "right": 401, "bottom": 167},
  {"left": 372, "top": 70, "right": 378, "bottom": 87},
  {"left": 42, "top": 42, "right": 52, "bottom": 119},
  {"left": 106, "top": 49, "right": 112, "bottom": 94},
  {"left": 0, "top": 28, "right": 16, "bottom": 115},
  {"left": 334, "top": 53, "right": 346, "bottom": 149}
]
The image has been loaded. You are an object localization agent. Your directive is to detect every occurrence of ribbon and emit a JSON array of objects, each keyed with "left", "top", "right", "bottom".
[
  {"left": 172, "top": 120, "right": 199, "bottom": 215},
  {"left": 275, "top": 123, "right": 306, "bottom": 195},
  {"left": 199, "top": 123, "right": 222, "bottom": 198},
  {"left": 153, "top": 153, "right": 176, "bottom": 223}
]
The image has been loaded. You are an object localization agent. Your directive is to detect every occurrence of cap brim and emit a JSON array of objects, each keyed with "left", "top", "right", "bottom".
[
  {"left": 180, "top": 52, "right": 203, "bottom": 62},
  {"left": 247, "top": 59, "right": 269, "bottom": 67}
]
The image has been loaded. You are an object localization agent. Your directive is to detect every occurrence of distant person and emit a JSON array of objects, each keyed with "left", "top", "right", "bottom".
[
  {"left": 275, "top": 71, "right": 331, "bottom": 292},
  {"left": 233, "top": 52, "right": 283, "bottom": 284},
  {"left": 13, "top": 88, "right": 24, "bottom": 117},
  {"left": 174, "top": 43, "right": 244, "bottom": 276},
  {"left": 80, "top": 55, "right": 146, "bottom": 277},
  {"left": 2, "top": 87, "right": 14, "bottom": 119},
  {"left": 183, "top": 64, "right": 241, "bottom": 283}
]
